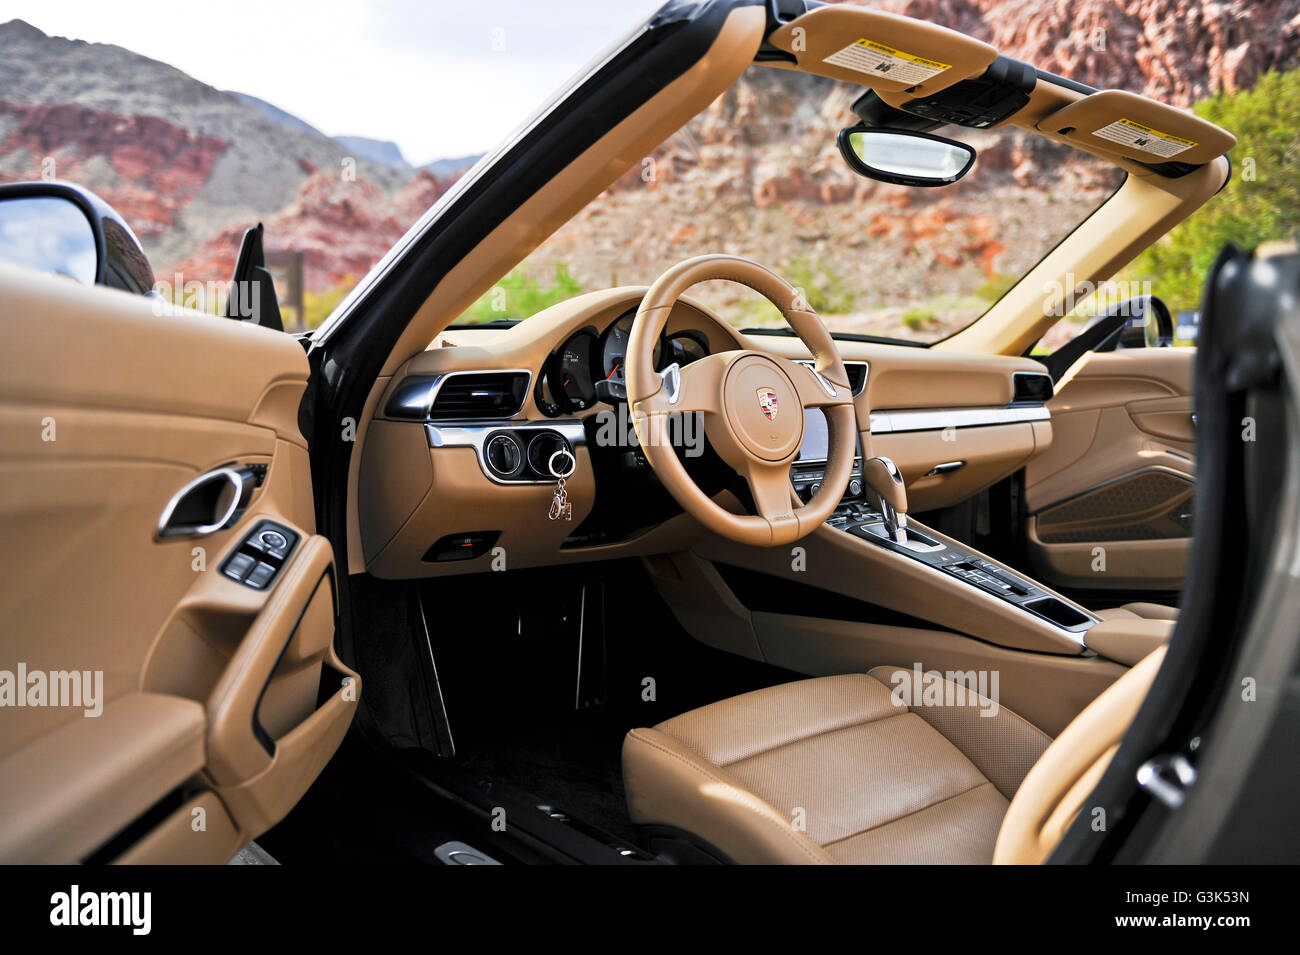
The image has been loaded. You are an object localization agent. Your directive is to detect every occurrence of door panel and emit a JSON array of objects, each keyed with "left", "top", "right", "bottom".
[
  {"left": 1024, "top": 348, "right": 1195, "bottom": 591},
  {"left": 0, "top": 262, "right": 358, "bottom": 863}
]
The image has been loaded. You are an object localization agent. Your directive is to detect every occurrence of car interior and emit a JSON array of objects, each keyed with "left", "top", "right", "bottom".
[{"left": 2, "top": 1, "right": 1279, "bottom": 866}]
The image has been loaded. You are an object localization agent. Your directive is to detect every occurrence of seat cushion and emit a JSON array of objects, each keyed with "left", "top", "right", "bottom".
[
  {"left": 1095, "top": 602, "right": 1179, "bottom": 622},
  {"left": 623, "top": 671, "right": 1051, "bottom": 865}
]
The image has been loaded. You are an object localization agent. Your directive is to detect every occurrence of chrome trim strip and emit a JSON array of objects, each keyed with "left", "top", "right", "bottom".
[
  {"left": 415, "top": 590, "right": 456, "bottom": 757},
  {"left": 425, "top": 420, "right": 587, "bottom": 486},
  {"left": 869, "top": 405, "right": 1050, "bottom": 434}
]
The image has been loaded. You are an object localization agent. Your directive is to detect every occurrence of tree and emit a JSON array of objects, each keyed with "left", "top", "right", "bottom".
[{"left": 1126, "top": 69, "right": 1300, "bottom": 311}]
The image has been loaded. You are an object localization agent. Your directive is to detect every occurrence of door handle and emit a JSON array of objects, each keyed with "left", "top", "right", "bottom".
[
  {"left": 924, "top": 460, "right": 966, "bottom": 477},
  {"left": 156, "top": 466, "right": 256, "bottom": 539}
]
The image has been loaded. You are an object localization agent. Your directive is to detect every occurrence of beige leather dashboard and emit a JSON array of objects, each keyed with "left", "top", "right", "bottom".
[{"left": 358, "top": 288, "right": 1054, "bottom": 578}]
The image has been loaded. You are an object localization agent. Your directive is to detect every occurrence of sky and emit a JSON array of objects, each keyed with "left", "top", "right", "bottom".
[{"left": 2, "top": 0, "right": 667, "bottom": 165}]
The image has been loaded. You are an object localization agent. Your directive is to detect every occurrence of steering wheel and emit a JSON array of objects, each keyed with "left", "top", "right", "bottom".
[{"left": 626, "top": 255, "right": 858, "bottom": 546}]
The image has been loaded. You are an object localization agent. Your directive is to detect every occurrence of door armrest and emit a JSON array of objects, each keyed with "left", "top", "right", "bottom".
[{"left": 0, "top": 693, "right": 205, "bottom": 863}]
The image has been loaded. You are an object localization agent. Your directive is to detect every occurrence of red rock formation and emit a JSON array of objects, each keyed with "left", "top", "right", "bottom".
[
  {"left": 0, "top": 101, "right": 229, "bottom": 236},
  {"left": 879, "top": 0, "right": 1300, "bottom": 107},
  {"left": 166, "top": 168, "right": 454, "bottom": 291}
]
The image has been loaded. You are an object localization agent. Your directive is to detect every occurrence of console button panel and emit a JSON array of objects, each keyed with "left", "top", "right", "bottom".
[{"left": 833, "top": 503, "right": 1095, "bottom": 635}]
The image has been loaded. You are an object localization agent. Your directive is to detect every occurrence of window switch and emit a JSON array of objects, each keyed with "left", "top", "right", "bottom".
[
  {"left": 224, "top": 553, "right": 255, "bottom": 582},
  {"left": 246, "top": 562, "right": 276, "bottom": 588}
]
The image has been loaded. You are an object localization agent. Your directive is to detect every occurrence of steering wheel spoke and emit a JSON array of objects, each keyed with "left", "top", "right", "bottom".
[
  {"left": 635, "top": 350, "right": 733, "bottom": 415},
  {"left": 739, "top": 458, "right": 798, "bottom": 525}
]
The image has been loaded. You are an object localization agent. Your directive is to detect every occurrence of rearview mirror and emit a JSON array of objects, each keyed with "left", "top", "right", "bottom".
[{"left": 837, "top": 125, "right": 976, "bottom": 187}]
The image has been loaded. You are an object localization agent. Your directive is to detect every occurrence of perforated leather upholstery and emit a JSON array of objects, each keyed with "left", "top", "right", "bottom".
[{"left": 623, "top": 671, "right": 1051, "bottom": 864}]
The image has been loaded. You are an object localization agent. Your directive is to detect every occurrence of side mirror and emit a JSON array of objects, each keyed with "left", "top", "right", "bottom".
[
  {"left": 0, "top": 181, "right": 154, "bottom": 294},
  {"left": 1102, "top": 295, "right": 1176, "bottom": 350},
  {"left": 837, "top": 124, "right": 976, "bottom": 187}
]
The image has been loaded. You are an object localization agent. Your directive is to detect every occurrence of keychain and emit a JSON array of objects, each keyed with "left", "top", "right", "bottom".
[{"left": 547, "top": 449, "right": 576, "bottom": 521}]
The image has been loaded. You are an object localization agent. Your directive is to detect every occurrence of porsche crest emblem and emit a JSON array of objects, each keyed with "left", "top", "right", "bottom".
[{"left": 757, "top": 387, "right": 779, "bottom": 420}]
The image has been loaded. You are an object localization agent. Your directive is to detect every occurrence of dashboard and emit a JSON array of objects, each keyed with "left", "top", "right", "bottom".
[
  {"left": 535, "top": 308, "right": 710, "bottom": 416},
  {"left": 359, "top": 287, "right": 1054, "bottom": 580}
]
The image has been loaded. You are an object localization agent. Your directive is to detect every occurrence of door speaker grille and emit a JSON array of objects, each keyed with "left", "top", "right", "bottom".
[{"left": 1036, "top": 469, "right": 1194, "bottom": 543}]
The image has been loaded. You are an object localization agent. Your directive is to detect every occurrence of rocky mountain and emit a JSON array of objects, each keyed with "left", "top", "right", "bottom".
[
  {"left": 225, "top": 91, "right": 328, "bottom": 140},
  {"left": 226, "top": 94, "right": 411, "bottom": 168},
  {"left": 521, "top": 0, "right": 1299, "bottom": 340},
  {"left": 423, "top": 154, "right": 485, "bottom": 178},
  {"left": 333, "top": 136, "right": 410, "bottom": 169},
  {"left": 1, "top": 2, "right": 1296, "bottom": 326},
  {"left": 0, "top": 18, "right": 444, "bottom": 289},
  {"left": 877, "top": 0, "right": 1300, "bottom": 108}
]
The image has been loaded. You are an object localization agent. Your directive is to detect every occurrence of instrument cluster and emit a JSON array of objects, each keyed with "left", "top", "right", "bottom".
[{"left": 534, "top": 308, "right": 709, "bottom": 416}]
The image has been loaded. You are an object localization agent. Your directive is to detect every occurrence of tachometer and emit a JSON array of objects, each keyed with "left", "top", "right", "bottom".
[
  {"left": 547, "top": 329, "right": 599, "bottom": 412},
  {"left": 600, "top": 310, "right": 660, "bottom": 382}
]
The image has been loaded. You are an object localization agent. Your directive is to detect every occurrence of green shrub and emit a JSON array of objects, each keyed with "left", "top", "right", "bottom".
[
  {"left": 461, "top": 263, "right": 585, "bottom": 323},
  {"left": 783, "top": 254, "right": 857, "bottom": 314},
  {"left": 974, "top": 272, "right": 1018, "bottom": 304},
  {"left": 1126, "top": 68, "right": 1300, "bottom": 311},
  {"left": 301, "top": 275, "right": 356, "bottom": 330},
  {"left": 901, "top": 306, "right": 936, "bottom": 330}
]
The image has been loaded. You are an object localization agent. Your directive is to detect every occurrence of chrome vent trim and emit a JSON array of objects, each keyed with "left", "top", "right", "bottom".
[
  {"left": 794, "top": 360, "right": 869, "bottom": 396},
  {"left": 385, "top": 369, "right": 532, "bottom": 421}
]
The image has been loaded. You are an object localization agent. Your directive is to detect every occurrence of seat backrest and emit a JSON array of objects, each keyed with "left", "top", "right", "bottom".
[{"left": 993, "top": 647, "right": 1166, "bottom": 864}]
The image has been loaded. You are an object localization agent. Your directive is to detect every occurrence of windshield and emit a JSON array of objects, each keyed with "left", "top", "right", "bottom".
[{"left": 459, "top": 66, "right": 1126, "bottom": 344}]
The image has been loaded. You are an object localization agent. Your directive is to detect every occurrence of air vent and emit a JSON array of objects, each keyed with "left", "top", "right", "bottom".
[
  {"left": 1012, "top": 372, "right": 1053, "bottom": 406},
  {"left": 845, "top": 362, "right": 868, "bottom": 395},
  {"left": 429, "top": 372, "right": 529, "bottom": 420},
  {"left": 796, "top": 360, "right": 868, "bottom": 396}
]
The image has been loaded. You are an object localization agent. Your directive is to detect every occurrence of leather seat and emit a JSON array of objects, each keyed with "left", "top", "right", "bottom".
[
  {"left": 623, "top": 651, "right": 1165, "bottom": 864},
  {"left": 1095, "top": 602, "right": 1179, "bottom": 622}
]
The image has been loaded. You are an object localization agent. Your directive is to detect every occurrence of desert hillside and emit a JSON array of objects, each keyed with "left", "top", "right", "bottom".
[{"left": 1, "top": 2, "right": 1296, "bottom": 332}]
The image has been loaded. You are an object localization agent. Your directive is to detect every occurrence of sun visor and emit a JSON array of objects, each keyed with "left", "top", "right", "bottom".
[
  {"left": 768, "top": 7, "right": 997, "bottom": 97},
  {"left": 1036, "top": 90, "right": 1236, "bottom": 166}
]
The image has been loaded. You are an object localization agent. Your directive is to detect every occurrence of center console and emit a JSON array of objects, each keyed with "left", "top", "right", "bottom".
[
  {"left": 827, "top": 498, "right": 1095, "bottom": 637},
  {"left": 791, "top": 410, "right": 1096, "bottom": 642}
]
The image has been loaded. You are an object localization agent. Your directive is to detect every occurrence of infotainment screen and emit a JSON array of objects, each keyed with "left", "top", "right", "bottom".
[
  {"left": 796, "top": 408, "right": 829, "bottom": 462},
  {"left": 795, "top": 409, "right": 861, "bottom": 463}
]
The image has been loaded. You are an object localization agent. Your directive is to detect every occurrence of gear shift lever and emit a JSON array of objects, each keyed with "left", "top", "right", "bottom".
[{"left": 863, "top": 456, "right": 909, "bottom": 543}]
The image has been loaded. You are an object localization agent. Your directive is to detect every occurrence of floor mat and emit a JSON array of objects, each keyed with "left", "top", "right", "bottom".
[{"left": 454, "top": 713, "right": 634, "bottom": 843}]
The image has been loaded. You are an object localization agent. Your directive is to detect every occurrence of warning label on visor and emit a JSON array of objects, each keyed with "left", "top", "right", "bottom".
[
  {"left": 1092, "top": 118, "right": 1197, "bottom": 158},
  {"left": 823, "top": 39, "right": 951, "bottom": 85}
]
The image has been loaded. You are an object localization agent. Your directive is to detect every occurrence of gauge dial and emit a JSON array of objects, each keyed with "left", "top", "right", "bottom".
[
  {"left": 600, "top": 310, "right": 660, "bottom": 382},
  {"left": 666, "top": 331, "right": 709, "bottom": 366},
  {"left": 548, "top": 330, "right": 598, "bottom": 412}
]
